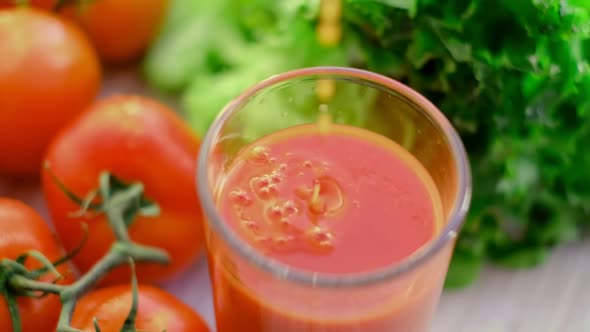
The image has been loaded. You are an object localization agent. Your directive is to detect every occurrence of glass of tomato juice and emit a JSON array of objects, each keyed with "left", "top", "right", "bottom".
[{"left": 197, "top": 67, "right": 471, "bottom": 332}]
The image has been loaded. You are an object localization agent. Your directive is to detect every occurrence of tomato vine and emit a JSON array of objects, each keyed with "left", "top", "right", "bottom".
[{"left": 0, "top": 170, "right": 170, "bottom": 332}]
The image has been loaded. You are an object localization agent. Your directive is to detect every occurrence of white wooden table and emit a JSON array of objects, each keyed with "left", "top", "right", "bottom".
[{"left": 2, "top": 68, "right": 588, "bottom": 332}]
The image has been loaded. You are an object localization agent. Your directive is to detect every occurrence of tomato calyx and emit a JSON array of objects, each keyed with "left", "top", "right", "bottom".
[
  {"left": 45, "top": 162, "right": 160, "bottom": 230},
  {"left": 2, "top": 169, "right": 171, "bottom": 332}
]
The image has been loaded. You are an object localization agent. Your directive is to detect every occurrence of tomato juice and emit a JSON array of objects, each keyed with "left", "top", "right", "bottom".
[{"left": 207, "top": 118, "right": 449, "bottom": 331}]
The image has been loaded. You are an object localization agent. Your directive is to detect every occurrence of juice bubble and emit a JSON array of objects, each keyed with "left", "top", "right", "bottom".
[
  {"left": 255, "top": 236, "right": 272, "bottom": 247},
  {"left": 241, "top": 219, "right": 261, "bottom": 234},
  {"left": 250, "top": 175, "right": 278, "bottom": 199},
  {"left": 305, "top": 226, "right": 334, "bottom": 250},
  {"left": 283, "top": 200, "right": 299, "bottom": 216},
  {"left": 258, "top": 187, "right": 270, "bottom": 199},
  {"left": 273, "top": 235, "right": 294, "bottom": 247},
  {"left": 278, "top": 163, "right": 288, "bottom": 171},
  {"left": 298, "top": 171, "right": 305, "bottom": 177},
  {"left": 266, "top": 204, "right": 285, "bottom": 221},
  {"left": 257, "top": 175, "right": 272, "bottom": 188},
  {"left": 250, "top": 146, "right": 270, "bottom": 164},
  {"left": 270, "top": 171, "right": 283, "bottom": 183},
  {"left": 303, "top": 160, "right": 313, "bottom": 168},
  {"left": 279, "top": 217, "right": 291, "bottom": 228},
  {"left": 269, "top": 157, "right": 277, "bottom": 164},
  {"left": 268, "top": 184, "right": 279, "bottom": 195},
  {"left": 229, "top": 189, "right": 252, "bottom": 206}
]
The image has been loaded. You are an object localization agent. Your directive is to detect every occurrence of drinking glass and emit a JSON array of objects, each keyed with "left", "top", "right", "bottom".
[{"left": 197, "top": 67, "right": 472, "bottom": 332}]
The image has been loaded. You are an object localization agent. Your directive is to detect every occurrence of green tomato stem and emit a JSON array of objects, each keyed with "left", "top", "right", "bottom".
[
  {"left": 55, "top": 240, "right": 169, "bottom": 332},
  {"left": 56, "top": 300, "right": 80, "bottom": 332},
  {"left": 29, "top": 224, "right": 90, "bottom": 280},
  {"left": 121, "top": 259, "right": 139, "bottom": 331},
  {"left": 2, "top": 170, "right": 171, "bottom": 332},
  {"left": 0, "top": 260, "right": 30, "bottom": 277},
  {"left": 3, "top": 289, "right": 22, "bottom": 332},
  {"left": 15, "top": 250, "right": 62, "bottom": 280},
  {"left": 9, "top": 275, "right": 66, "bottom": 294},
  {"left": 103, "top": 204, "right": 132, "bottom": 243}
]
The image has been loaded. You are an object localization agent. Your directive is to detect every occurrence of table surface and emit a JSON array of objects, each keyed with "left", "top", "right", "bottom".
[{"left": 2, "top": 68, "right": 588, "bottom": 332}]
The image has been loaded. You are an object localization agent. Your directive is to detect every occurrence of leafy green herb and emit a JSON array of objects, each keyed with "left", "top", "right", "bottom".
[{"left": 143, "top": 0, "right": 590, "bottom": 288}]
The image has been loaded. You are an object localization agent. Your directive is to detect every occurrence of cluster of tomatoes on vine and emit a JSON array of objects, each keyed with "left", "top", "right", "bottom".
[{"left": 1, "top": 1, "right": 211, "bottom": 331}]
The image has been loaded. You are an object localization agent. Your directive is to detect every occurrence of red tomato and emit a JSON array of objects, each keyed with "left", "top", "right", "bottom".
[
  {"left": 0, "top": 198, "right": 74, "bottom": 332},
  {"left": 0, "top": 8, "right": 101, "bottom": 177},
  {"left": 60, "top": 0, "right": 170, "bottom": 64},
  {"left": 42, "top": 95, "right": 205, "bottom": 285},
  {"left": 71, "top": 284, "right": 210, "bottom": 332},
  {"left": 0, "top": 0, "right": 54, "bottom": 9}
]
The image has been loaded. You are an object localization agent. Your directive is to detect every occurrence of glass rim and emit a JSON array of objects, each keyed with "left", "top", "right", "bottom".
[{"left": 197, "top": 66, "right": 472, "bottom": 288}]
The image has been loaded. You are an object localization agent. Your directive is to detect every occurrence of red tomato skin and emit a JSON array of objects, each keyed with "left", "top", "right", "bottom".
[
  {"left": 0, "top": 198, "right": 75, "bottom": 332},
  {"left": 0, "top": 0, "right": 168, "bottom": 63},
  {"left": 71, "top": 284, "right": 210, "bottom": 332},
  {"left": 60, "top": 0, "right": 170, "bottom": 64},
  {"left": 0, "top": 8, "right": 101, "bottom": 177},
  {"left": 0, "top": 0, "right": 55, "bottom": 9},
  {"left": 42, "top": 95, "right": 205, "bottom": 286}
]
